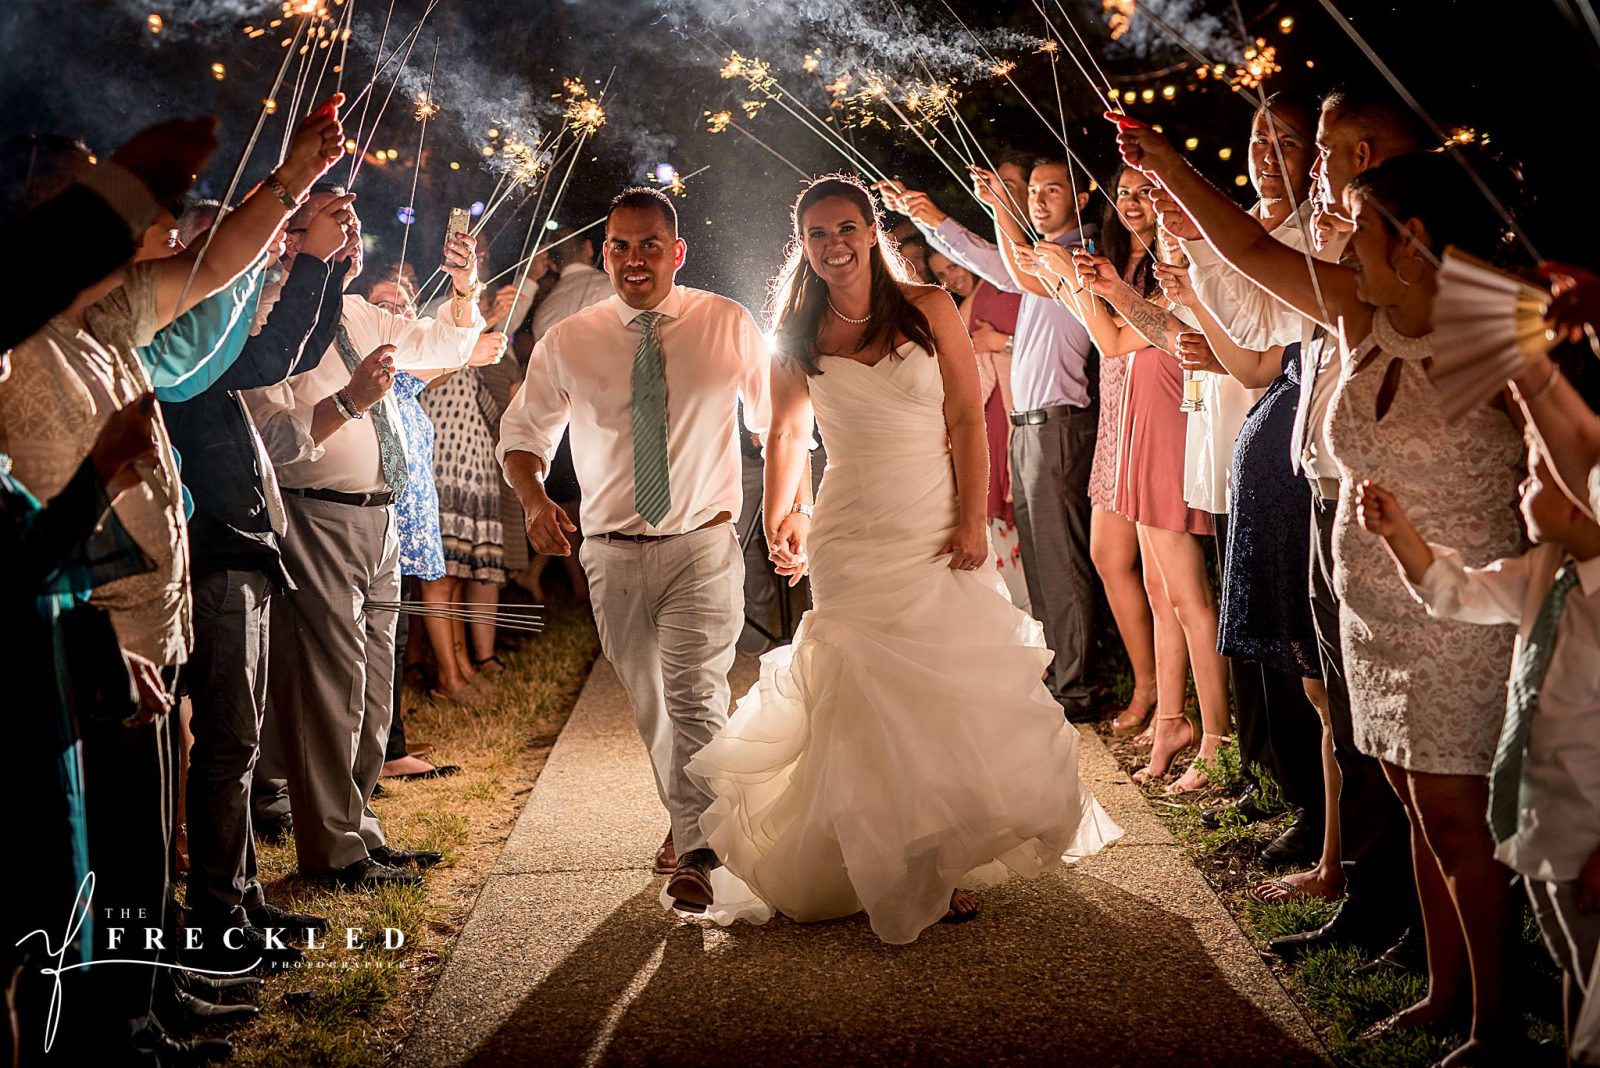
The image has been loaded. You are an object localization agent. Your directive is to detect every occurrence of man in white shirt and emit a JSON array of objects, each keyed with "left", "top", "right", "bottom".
[
  {"left": 499, "top": 187, "right": 775, "bottom": 912},
  {"left": 244, "top": 194, "right": 484, "bottom": 888},
  {"left": 531, "top": 226, "right": 612, "bottom": 341}
]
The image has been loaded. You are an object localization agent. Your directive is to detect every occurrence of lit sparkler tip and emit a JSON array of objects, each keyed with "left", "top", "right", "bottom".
[
  {"left": 414, "top": 93, "right": 440, "bottom": 121},
  {"left": 1037, "top": 38, "right": 1060, "bottom": 54},
  {"left": 1103, "top": 0, "right": 1136, "bottom": 41},
  {"left": 562, "top": 77, "right": 589, "bottom": 98},
  {"left": 147, "top": 12, "right": 163, "bottom": 33},
  {"left": 803, "top": 54, "right": 820, "bottom": 74},
  {"left": 566, "top": 97, "right": 607, "bottom": 137},
  {"left": 705, "top": 110, "right": 733, "bottom": 134},
  {"left": 988, "top": 60, "right": 1016, "bottom": 78}
]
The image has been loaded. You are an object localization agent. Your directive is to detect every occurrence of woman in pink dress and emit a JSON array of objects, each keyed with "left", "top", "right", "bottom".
[{"left": 1035, "top": 166, "right": 1230, "bottom": 794}]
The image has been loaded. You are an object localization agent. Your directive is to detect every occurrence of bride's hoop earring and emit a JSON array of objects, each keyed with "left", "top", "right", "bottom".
[{"left": 1395, "top": 256, "right": 1426, "bottom": 288}]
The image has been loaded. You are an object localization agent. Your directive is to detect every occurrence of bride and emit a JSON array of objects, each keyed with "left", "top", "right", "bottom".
[{"left": 681, "top": 175, "right": 1122, "bottom": 944}]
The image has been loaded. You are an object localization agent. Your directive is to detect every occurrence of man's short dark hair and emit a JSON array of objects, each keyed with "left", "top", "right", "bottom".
[
  {"left": 607, "top": 186, "right": 677, "bottom": 236},
  {"left": 288, "top": 181, "right": 348, "bottom": 230},
  {"left": 548, "top": 224, "right": 593, "bottom": 268},
  {"left": 1320, "top": 86, "right": 1430, "bottom": 155}
]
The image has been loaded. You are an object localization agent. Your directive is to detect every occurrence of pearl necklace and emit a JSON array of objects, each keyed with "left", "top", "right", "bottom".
[
  {"left": 1371, "top": 305, "right": 1434, "bottom": 361},
  {"left": 828, "top": 299, "right": 870, "bottom": 325}
]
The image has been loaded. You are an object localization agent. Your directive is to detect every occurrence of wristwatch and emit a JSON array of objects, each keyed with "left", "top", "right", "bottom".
[
  {"left": 790, "top": 503, "right": 814, "bottom": 518},
  {"left": 265, "top": 171, "right": 300, "bottom": 211}
]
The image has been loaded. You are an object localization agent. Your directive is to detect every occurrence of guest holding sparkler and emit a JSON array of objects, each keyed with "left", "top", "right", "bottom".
[
  {"left": 1030, "top": 169, "right": 1229, "bottom": 795},
  {"left": 880, "top": 153, "right": 1104, "bottom": 722},
  {"left": 1125, "top": 89, "right": 1431, "bottom": 968},
  {"left": 1157, "top": 92, "right": 1333, "bottom": 885},
  {"left": 1116, "top": 110, "right": 1527, "bottom": 1059},
  {"left": 243, "top": 190, "right": 484, "bottom": 889}
]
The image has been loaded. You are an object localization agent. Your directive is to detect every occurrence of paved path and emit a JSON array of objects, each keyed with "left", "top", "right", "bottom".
[{"left": 405, "top": 656, "right": 1329, "bottom": 1068}]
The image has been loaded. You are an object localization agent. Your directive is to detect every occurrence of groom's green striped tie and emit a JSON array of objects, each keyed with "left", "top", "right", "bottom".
[
  {"left": 1488, "top": 559, "right": 1580, "bottom": 843},
  {"left": 631, "top": 311, "right": 672, "bottom": 526}
]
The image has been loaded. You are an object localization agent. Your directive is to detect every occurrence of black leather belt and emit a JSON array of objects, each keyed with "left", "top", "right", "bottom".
[
  {"left": 283, "top": 486, "right": 394, "bottom": 508},
  {"left": 1009, "top": 403, "right": 1081, "bottom": 427},
  {"left": 597, "top": 516, "right": 730, "bottom": 543}
]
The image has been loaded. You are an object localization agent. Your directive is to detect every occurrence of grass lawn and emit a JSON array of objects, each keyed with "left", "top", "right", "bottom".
[
  {"left": 1091, "top": 704, "right": 1568, "bottom": 1068},
  {"left": 209, "top": 594, "right": 600, "bottom": 1067}
]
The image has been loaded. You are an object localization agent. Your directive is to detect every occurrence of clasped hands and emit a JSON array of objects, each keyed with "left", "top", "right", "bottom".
[{"left": 767, "top": 512, "right": 810, "bottom": 587}]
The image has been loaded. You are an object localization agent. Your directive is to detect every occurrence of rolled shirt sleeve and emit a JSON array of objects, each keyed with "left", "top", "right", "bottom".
[
  {"left": 342, "top": 293, "right": 482, "bottom": 371},
  {"left": 926, "top": 218, "right": 1021, "bottom": 294},
  {"left": 1182, "top": 204, "right": 1315, "bottom": 352},
  {"left": 242, "top": 380, "right": 322, "bottom": 467},
  {"left": 1406, "top": 542, "right": 1530, "bottom": 627},
  {"left": 496, "top": 332, "right": 570, "bottom": 481},
  {"left": 736, "top": 309, "right": 773, "bottom": 441}
]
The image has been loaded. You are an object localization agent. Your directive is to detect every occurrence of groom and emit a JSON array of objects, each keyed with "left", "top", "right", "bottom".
[{"left": 499, "top": 186, "right": 781, "bottom": 911}]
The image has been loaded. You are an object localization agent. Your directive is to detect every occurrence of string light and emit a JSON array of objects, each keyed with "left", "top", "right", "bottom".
[
  {"left": 147, "top": 13, "right": 163, "bottom": 33},
  {"left": 210, "top": 62, "right": 226, "bottom": 80},
  {"left": 1279, "top": 16, "right": 1295, "bottom": 32},
  {"left": 1184, "top": 137, "right": 1199, "bottom": 150},
  {"left": 1234, "top": 175, "right": 1249, "bottom": 186},
  {"left": 449, "top": 161, "right": 460, "bottom": 170},
  {"left": 1161, "top": 85, "right": 1176, "bottom": 99}
]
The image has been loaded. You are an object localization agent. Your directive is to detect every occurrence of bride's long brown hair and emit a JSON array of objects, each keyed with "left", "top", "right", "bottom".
[{"left": 770, "top": 174, "right": 937, "bottom": 376}]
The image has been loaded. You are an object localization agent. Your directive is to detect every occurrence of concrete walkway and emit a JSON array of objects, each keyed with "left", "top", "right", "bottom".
[{"left": 404, "top": 656, "right": 1329, "bottom": 1068}]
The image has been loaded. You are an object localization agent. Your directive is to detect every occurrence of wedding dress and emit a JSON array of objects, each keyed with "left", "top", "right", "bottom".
[{"left": 685, "top": 342, "right": 1123, "bottom": 945}]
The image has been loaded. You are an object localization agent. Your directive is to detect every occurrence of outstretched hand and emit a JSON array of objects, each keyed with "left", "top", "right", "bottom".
[
  {"left": 1104, "top": 112, "right": 1178, "bottom": 176},
  {"left": 282, "top": 93, "right": 346, "bottom": 187},
  {"left": 525, "top": 498, "right": 578, "bottom": 556}
]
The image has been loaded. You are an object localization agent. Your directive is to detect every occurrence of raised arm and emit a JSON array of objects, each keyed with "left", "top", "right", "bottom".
[
  {"left": 153, "top": 96, "right": 346, "bottom": 326},
  {"left": 1155, "top": 261, "right": 1286, "bottom": 388},
  {"left": 1109, "top": 115, "right": 1359, "bottom": 332},
  {"left": 1512, "top": 352, "right": 1600, "bottom": 519},
  {"left": 970, "top": 167, "right": 1053, "bottom": 299}
]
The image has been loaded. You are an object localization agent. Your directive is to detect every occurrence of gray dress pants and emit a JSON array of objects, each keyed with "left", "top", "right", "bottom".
[
  {"left": 1008, "top": 404, "right": 1097, "bottom": 713},
  {"left": 580, "top": 524, "right": 744, "bottom": 854},
  {"left": 268, "top": 494, "right": 400, "bottom": 874}
]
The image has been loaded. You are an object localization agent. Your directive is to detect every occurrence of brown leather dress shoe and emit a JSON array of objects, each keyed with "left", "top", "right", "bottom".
[
  {"left": 666, "top": 848, "right": 718, "bottom": 914},
  {"left": 652, "top": 830, "right": 677, "bottom": 875}
]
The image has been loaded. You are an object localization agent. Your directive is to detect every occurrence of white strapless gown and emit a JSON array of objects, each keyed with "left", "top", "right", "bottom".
[{"left": 681, "top": 343, "right": 1122, "bottom": 944}]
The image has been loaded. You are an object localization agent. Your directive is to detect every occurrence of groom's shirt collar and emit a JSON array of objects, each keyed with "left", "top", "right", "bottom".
[{"left": 610, "top": 284, "right": 685, "bottom": 326}]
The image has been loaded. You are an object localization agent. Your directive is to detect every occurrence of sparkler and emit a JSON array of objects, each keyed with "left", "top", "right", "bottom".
[
  {"left": 393, "top": 38, "right": 440, "bottom": 294},
  {"left": 706, "top": 109, "right": 808, "bottom": 177}
]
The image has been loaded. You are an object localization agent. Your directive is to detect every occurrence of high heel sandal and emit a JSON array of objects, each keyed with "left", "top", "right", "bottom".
[
  {"left": 1111, "top": 686, "right": 1157, "bottom": 737},
  {"left": 1165, "top": 733, "right": 1233, "bottom": 795},
  {"left": 1131, "top": 714, "right": 1196, "bottom": 784}
]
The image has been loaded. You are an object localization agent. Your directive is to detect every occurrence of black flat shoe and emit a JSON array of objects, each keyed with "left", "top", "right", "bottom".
[
  {"left": 158, "top": 984, "right": 261, "bottom": 1033},
  {"left": 1260, "top": 814, "right": 1321, "bottom": 867},
  {"left": 370, "top": 844, "right": 443, "bottom": 870},
  {"left": 1202, "top": 785, "right": 1269, "bottom": 829},
  {"left": 385, "top": 764, "right": 462, "bottom": 782},
  {"left": 130, "top": 1019, "right": 233, "bottom": 1067},
  {"left": 247, "top": 901, "right": 331, "bottom": 938},
  {"left": 1266, "top": 903, "right": 1398, "bottom": 960},
  {"left": 1353, "top": 928, "right": 1426, "bottom": 976},
  {"left": 174, "top": 970, "right": 262, "bottom": 1003},
  {"left": 327, "top": 856, "right": 422, "bottom": 890}
]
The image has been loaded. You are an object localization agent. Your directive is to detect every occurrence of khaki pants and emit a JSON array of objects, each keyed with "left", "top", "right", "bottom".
[
  {"left": 269, "top": 494, "right": 399, "bottom": 873},
  {"left": 581, "top": 524, "right": 743, "bottom": 854}
]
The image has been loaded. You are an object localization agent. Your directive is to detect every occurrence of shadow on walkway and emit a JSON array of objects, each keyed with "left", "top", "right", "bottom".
[{"left": 461, "top": 871, "right": 1321, "bottom": 1068}]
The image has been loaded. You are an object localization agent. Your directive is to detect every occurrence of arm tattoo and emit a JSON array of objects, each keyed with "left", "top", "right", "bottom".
[{"left": 1121, "top": 298, "right": 1172, "bottom": 352}]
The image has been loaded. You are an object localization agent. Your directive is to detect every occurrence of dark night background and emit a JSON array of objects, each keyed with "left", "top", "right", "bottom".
[{"left": 2, "top": 0, "right": 1595, "bottom": 316}]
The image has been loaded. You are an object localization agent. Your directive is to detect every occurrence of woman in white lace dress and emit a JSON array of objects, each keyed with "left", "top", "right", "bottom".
[
  {"left": 1115, "top": 120, "right": 1525, "bottom": 1066},
  {"left": 687, "top": 177, "right": 1121, "bottom": 945}
]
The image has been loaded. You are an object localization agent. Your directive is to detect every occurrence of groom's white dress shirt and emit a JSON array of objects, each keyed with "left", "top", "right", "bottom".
[{"left": 497, "top": 284, "right": 772, "bottom": 537}]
